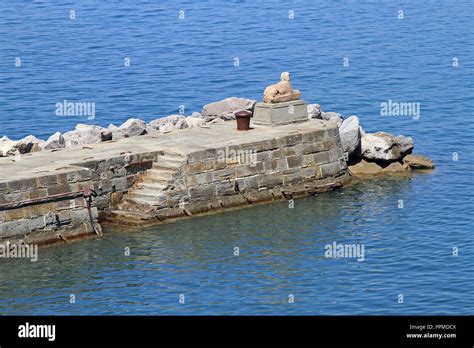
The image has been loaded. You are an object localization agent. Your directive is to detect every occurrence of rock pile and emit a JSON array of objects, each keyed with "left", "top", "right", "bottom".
[
  {"left": 1, "top": 96, "right": 434, "bottom": 178},
  {"left": 0, "top": 97, "right": 256, "bottom": 157},
  {"left": 306, "top": 103, "right": 434, "bottom": 176}
]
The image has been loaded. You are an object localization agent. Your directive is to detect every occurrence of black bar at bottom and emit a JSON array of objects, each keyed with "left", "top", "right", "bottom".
[{"left": 0, "top": 316, "right": 472, "bottom": 346}]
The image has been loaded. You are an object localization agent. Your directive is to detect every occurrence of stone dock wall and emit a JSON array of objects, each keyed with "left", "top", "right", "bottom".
[
  {"left": 0, "top": 153, "right": 159, "bottom": 245},
  {"left": 0, "top": 120, "right": 348, "bottom": 246},
  {"left": 105, "top": 124, "right": 347, "bottom": 226}
]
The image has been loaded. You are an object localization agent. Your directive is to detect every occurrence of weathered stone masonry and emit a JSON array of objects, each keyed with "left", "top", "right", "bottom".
[
  {"left": 0, "top": 120, "right": 348, "bottom": 246},
  {"left": 105, "top": 122, "right": 348, "bottom": 226}
]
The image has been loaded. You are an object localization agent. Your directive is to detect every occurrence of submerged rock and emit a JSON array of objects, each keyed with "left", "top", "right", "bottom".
[
  {"left": 383, "top": 161, "right": 410, "bottom": 173},
  {"left": 339, "top": 115, "right": 361, "bottom": 161},
  {"left": 403, "top": 154, "right": 434, "bottom": 170},
  {"left": 361, "top": 132, "right": 413, "bottom": 161},
  {"left": 348, "top": 159, "right": 383, "bottom": 176},
  {"left": 43, "top": 132, "right": 66, "bottom": 150},
  {"left": 201, "top": 97, "right": 256, "bottom": 121}
]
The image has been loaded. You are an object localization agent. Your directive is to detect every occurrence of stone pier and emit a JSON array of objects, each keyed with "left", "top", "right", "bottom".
[{"left": 0, "top": 119, "right": 348, "bottom": 246}]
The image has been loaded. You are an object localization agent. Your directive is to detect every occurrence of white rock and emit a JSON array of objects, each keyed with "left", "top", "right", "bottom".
[
  {"left": 307, "top": 104, "right": 322, "bottom": 119},
  {"left": 159, "top": 122, "right": 175, "bottom": 133},
  {"left": 113, "top": 118, "right": 147, "bottom": 140},
  {"left": 0, "top": 136, "right": 18, "bottom": 157},
  {"left": 321, "top": 111, "right": 344, "bottom": 126},
  {"left": 148, "top": 115, "right": 185, "bottom": 130},
  {"left": 339, "top": 115, "right": 361, "bottom": 160},
  {"left": 64, "top": 124, "right": 108, "bottom": 147},
  {"left": 175, "top": 118, "right": 188, "bottom": 130},
  {"left": 201, "top": 97, "right": 255, "bottom": 121},
  {"left": 10, "top": 135, "right": 45, "bottom": 155},
  {"left": 145, "top": 124, "right": 160, "bottom": 135},
  {"left": 44, "top": 132, "right": 66, "bottom": 150},
  {"left": 361, "top": 132, "right": 414, "bottom": 161},
  {"left": 186, "top": 115, "right": 204, "bottom": 128}
]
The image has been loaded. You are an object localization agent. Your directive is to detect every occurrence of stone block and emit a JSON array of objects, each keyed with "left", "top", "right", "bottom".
[
  {"left": 252, "top": 100, "right": 308, "bottom": 126},
  {"left": 220, "top": 195, "right": 248, "bottom": 208},
  {"left": 112, "top": 177, "right": 129, "bottom": 192},
  {"left": 0, "top": 220, "right": 30, "bottom": 239},
  {"left": 4, "top": 208, "right": 25, "bottom": 221},
  {"left": 244, "top": 190, "right": 274, "bottom": 203},
  {"left": 28, "top": 188, "right": 48, "bottom": 200},
  {"left": 8, "top": 178, "right": 37, "bottom": 193},
  {"left": 29, "top": 216, "right": 46, "bottom": 231},
  {"left": 287, "top": 155, "right": 303, "bottom": 168},
  {"left": 313, "top": 151, "right": 331, "bottom": 164},
  {"left": 321, "top": 138, "right": 338, "bottom": 151},
  {"left": 329, "top": 147, "right": 344, "bottom": 162},
  {"left": 320, "top": 162, "right": 343, "bottom": 177},
  {"left": 256, "top": 151, "right": 272, "bottom": 162},
  {"left": 245, "top": 176, "right": 260, "bottom": 190},
  {"left": 278, "top": 158, "right": 289, "bottom": 172},
  {"left": 258, "top": 173, "right": 283, "bottom": 189},
  {"left": 188, "top": 185, "right": 216, "bottom": 200},
  {"left": 36, "top": 175, "right": 58, "bottom": 188},
  {"left": 300, "top": 142, "right": 325, "bottom": 154},
  {"left": 263, "top": 160, "right": 279, "bottom": 173},
  {"left": 70, "top": 209, "right": 90, "bottom": 224},
  {"left": 188, "top": 149, "right": 217, "bottom": 163},
  {"left": 325, "top": 127, "right": 339, "bottom": 138},
  {"left": 185, "top": 160, "right": 214, "bottom": 174},
  {"left": 280, "top": 146, "right": 297, "bottom": 157},
  {"left": 216, "top": 181, "right": 236, "bottom": 196},
  {"left": 47, "top": 184, "right": 73, "bottom": 196},
  {"left": 302, "top": 167, "right": 318, "bottom": 180},
  {"left": 284, "top": 133, "right": 303, "bottom": 147},
  {"left": 234, "top": 162, "right": 264, "bottom": 178},
  {"left": 282, "top": 168, "right": 302, "bottom": 184},
  {"left": 216, "top": 168, "right": 234, "bottom": 181},
  {"left": 4, "top": 191, "right": 28, "bottom": 204}
]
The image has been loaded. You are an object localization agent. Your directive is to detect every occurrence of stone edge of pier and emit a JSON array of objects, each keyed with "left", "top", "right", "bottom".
[{"left": 0, "top": 120, "right": 349, "bottom": 247}]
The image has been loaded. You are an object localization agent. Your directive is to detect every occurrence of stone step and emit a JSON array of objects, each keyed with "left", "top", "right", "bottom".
[
  {"left": 123, "top": 191, "right": 166, "bottom": 206},
  {"left": 128, "top": 186, "right": 167, "bottom": 198},
  {"left": 135, "top": 181, "right": 169, "bottom": 191},
  {"left": 161, "top": 153, "right": 186, "bottom": 161},
  {"left": 104, "top": 209, "right": 165, "bottom": 226},
  {"left": 153, "top": 155, "right": 185, "bottom": 170},
  {"left": 153, "top": 162, "right": 182, "bottom": 170},
  {"left": 146, "top": 168, "right": 175, "bottom": 181}
]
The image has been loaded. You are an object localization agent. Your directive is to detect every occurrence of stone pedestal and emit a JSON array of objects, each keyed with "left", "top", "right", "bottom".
[{"left": 252, "top": 100, "right": 308, "bottom": 126}]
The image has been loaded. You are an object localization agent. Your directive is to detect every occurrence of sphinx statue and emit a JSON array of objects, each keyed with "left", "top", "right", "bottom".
[
  {"left": 263, "top": 72, "right": 301, "bottom": 103},
  {"left": 253, "top": 71, "right": 307, "bottom": 126}
]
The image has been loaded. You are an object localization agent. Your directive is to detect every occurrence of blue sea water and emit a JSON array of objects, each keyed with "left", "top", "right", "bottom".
[{"left": 0, "top": 1, "right": 473, "bottom": 315}]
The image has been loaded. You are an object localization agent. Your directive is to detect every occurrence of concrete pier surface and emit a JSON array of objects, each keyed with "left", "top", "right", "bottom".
[{"left": 0, "top": 119, "right": 348, "bottom": 246}]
